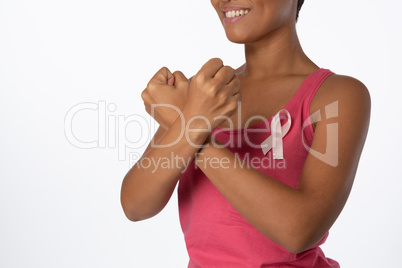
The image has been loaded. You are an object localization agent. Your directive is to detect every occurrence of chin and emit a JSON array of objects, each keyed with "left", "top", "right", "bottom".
[
  {"left": 224, "top": 29, "right": 260, "bottom": 44},
  {"left": 226, "top": 35, "right": 247, "bottom": 44}
]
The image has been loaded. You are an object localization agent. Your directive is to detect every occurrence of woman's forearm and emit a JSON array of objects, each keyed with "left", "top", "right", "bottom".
[
  {"left": 120, "top": 115, "right": 208, "bottom": 222},
  {"left": 194, "top": 136, "right": 325, "bottom": 253}
]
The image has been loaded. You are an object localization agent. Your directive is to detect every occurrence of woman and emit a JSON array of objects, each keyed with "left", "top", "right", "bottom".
[{"left": 121, "top": 0, "right": 371, "bottom": 267}]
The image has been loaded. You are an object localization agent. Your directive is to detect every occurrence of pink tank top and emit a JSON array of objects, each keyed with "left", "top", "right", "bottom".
[{"left": 178, "top": 68, "right": 340, "bottom": 267}]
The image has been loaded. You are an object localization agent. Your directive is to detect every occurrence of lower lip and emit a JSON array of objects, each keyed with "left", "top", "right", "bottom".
[{"left": 223, "top": 13, "right": 248, "bottom": 24}]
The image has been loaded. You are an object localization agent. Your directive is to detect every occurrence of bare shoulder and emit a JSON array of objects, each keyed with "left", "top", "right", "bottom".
[
  {"left": 312, "top": 73, "right": 371, "bottom": 111},
  {"left": 310, "top": 73, "right": 371, "bottom": 132}
]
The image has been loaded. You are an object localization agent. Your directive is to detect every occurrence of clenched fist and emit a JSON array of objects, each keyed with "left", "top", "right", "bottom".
[
  {"left": 141, "top": 67, "right": 190, "bottom": 130},
  {"left": 182, "top": 58, "right": 241, "bottom": 131}
]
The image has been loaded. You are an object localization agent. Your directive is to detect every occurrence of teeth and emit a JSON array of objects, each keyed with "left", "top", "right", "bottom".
[{"left": 225, "top": 9, "right": 249, "bottom": 18}]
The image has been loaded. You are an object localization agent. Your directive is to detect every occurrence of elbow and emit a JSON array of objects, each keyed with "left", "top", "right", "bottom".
[
  {"left": 120, "top": 191, "right": 159, "bottom": 222},
  {"left": 121, "top": 200, "right": 141, "bottom": 222},
  {"left": 279, "top": 235, "right": 313, "bottom": 254},
  {"left": 283, "top": 240, "right": 312, "bottom": 254},
  {"left": 282, "top": 228, "right": 326, "bottom": 254},
  {"left": 120, "top": 191, "right": 147, "bottom": 222},
  {"left": 269, "top": 220, "right": 325, "bottom": 254},
  {"left": 120, "top": 171, "right": 168, "bottom": 222},
  {"left": 121, "top": 202, "right": 149, "bottom": 222},
  {"left": 120, "top": 175, "right": 150, "bottom": 222},
  {"left": 124, "top": 212, "right": 145, "bottom": 222}
]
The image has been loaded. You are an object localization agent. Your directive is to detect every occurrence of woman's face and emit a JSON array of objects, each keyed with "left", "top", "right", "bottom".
[{"left": 210, "top": 0, "right": 297, "bottom": 43}]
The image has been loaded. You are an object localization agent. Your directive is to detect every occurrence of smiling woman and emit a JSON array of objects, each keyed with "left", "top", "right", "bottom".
[{"left": 120, "top": 0, "right": 371, "bottom": 267}]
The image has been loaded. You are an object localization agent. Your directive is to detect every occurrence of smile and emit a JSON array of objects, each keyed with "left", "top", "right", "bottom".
[
  {"left": 225, "top": 9, "right": 249, "bottom": 18},
  {"left": 222, "top": 7, "right": 251, "bottom": 24}
]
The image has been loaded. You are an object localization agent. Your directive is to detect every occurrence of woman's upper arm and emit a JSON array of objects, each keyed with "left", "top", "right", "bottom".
[{"left": 295, "top": 74, "right": 371, "bottom": 249}]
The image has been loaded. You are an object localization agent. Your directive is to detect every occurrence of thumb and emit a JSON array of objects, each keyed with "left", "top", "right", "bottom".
[
  {"left": 166, "top": 68, "right": 175, "bottom": 86},
  {"left": 172, "top": 71, "right": 188, "bottom": 86},
  {"left": 152, "top": 66, "right": 174, "bottom": 85}
]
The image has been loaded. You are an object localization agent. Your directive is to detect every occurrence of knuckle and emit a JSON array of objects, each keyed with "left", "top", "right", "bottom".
[
  {"left": 159, "top": 66, "right": 168, "bottom": 73},
  {"left": 206, "top": 84, "right": 218, "bottom": 97},
  {"left": 223, "top": 65, "right": 234, "bottom": 72},
  {"left": 211, "top": 57, "right": 223, "bottom": 66},
  {"left": 148, "top": 82, "right": 157, "bottom": 92},
  {"left": 229, "top": 100, "right": 238, "bottom": 111},
  {"left": 223, "top": 66, "right": 235, "bottom": 76},
  {"left": 217, "top": 88, "right": 229, "bottom": 101},
  {"left": 219, "top": 94, "right": 228, "bottom": 105},
  {"left": 194, "top": 74, "right": 205, "bottom": 85},
  {"left": 229, "top": 78, "right": 240, "bottom": 87},
  {"left": 141, "top": 89, "right": 147, "bottom": 100},
  {"left": 146, "top": 80, "right": 154, "bottom": 89}
]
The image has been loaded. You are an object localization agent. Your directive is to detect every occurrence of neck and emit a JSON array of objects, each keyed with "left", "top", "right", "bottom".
[{"left": 240, "top": 22, "right": 316, "bottom": 79}]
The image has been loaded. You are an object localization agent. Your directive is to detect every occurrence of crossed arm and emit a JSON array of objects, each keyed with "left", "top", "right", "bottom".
[
  {"left": 121, "top": 73, "right": 371, "bottom": 254},
  {"left": 190, "top": 75, "right": 371, "bottom": 253}
]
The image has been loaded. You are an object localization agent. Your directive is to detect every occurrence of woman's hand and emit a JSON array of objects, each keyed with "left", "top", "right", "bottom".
[
  {"left": 183, "top": 58, "right": 241, "bottom": 131},
  {"left": 141, "top": 67, "right": 190, "bottom": 130}
]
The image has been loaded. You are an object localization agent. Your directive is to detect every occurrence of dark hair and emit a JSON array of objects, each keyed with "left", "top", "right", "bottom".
[{"left": 296, "top": 0, "right": 304, "bottom": 22}]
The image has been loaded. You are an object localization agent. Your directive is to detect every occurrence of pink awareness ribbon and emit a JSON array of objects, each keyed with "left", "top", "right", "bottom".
[{"left": 261, "top": 109, "right": 291, "bottom": 159}]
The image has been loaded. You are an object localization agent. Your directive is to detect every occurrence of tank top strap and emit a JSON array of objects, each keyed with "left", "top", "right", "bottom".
[
  {"left": 299, "top": 68, "right": 335, "bottom": 111},
  {"left": 296, "top": 68, "right": 335, "bottom": 144}
]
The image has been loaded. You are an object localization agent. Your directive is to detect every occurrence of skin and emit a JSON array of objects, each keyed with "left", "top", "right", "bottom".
[{"left": 121, "top": 0, "right": 371, "bottom": 254}]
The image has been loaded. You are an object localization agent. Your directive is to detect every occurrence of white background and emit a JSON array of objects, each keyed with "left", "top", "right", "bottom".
[{"left": 1, "top": 0, "right": 401, "bottom": 267}]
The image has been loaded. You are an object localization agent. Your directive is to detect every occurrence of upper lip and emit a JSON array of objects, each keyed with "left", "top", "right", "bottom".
[{"left": 221, "top": 6, "right": 251, "bottom": 13}]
